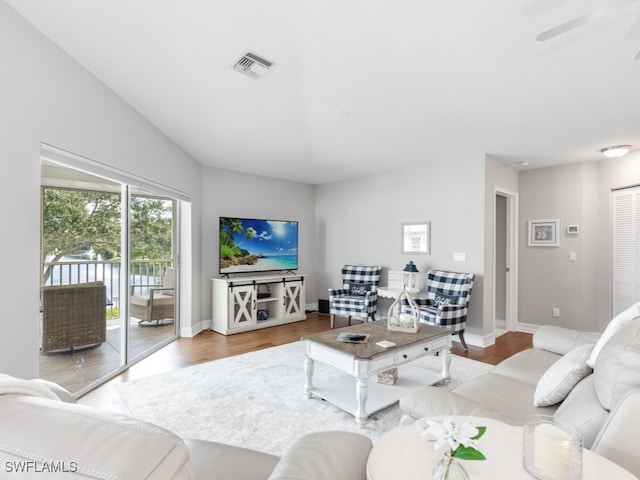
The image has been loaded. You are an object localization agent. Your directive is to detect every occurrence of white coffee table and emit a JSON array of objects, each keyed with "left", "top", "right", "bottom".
[
  {"left": 367, "top": 416, "right": 638, "bottom": 479},
  {"left": 302, "top": 321, "right": 451, "bottom": 425}
]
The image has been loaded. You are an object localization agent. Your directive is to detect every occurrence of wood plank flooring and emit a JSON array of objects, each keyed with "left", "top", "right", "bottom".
[{"left": 79, "top": 313, "right": 532, "bottom": 412}]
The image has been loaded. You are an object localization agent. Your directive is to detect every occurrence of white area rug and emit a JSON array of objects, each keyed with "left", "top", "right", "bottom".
[{"left": 116, "top": 341, "right": 493, "bottom": 455}]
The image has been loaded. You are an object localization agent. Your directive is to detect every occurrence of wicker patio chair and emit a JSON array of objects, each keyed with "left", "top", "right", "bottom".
[
  {"left": 41, "top": 282, "right": 107, "bottom": 353},
  {"left": 130, "top": 267, "right": 175, "bottom": 325}
]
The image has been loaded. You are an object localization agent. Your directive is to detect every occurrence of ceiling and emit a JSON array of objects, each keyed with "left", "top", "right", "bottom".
[{"left": 7, "top": 0, "right": 640, "bottom": 184}]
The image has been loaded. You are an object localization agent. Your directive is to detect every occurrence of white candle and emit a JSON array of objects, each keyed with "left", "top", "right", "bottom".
[{"left": 533, "top": 423, "right": 573, "bottom": 479}]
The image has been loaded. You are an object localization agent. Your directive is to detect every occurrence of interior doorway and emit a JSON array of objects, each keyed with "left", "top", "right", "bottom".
[{"left": 494, "top": 187, "right": 518, "bottom": 333}]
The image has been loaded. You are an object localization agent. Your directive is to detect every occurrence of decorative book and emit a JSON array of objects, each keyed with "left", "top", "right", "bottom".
[{"left": 336, "top": 332, "right": 370, "bottom": 344}]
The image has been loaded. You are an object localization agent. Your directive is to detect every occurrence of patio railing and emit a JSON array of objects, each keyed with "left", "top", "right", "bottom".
[{"left": 43, "top": 259, "right": 173, "bottom": 317}]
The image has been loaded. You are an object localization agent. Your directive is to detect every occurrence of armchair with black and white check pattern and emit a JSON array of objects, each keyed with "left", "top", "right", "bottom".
[
  {"left": 328, "top": 265, "right": 381, "bottom": 328},
  {"left": 413, "top": 269, "right": 474, "bottom": 350}
]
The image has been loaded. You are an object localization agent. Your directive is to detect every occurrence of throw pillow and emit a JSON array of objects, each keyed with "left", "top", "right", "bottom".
[
  {"left": 586, "top": 301, "right": 640, "bottom": 368},
  {"left": 433, "top": 290, "right": 460, "bottom": 307},
  {"left": 533, "top": 343, "right": 594, "bottom": 407},
  {"left": 349, "top": 282, "right": 372, "bottom": 296}
]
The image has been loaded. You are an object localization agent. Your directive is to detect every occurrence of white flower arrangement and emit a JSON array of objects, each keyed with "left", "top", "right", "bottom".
[{"left": 422, "top": 418, "right": 487, "bottom": 461}]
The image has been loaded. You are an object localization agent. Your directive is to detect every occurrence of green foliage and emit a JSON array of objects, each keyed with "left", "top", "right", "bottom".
[
  {"left": 452, "top": 426, "right": 487, "bottom": 461},
  {"left": 43, "top": 188, "right": 175, "bottom": 282},
  {"left": 43, "top": 188, "right": 121, "bottom": 262}
]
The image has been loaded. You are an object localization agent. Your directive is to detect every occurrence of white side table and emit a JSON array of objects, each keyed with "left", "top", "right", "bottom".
[
  {"left": 377, "top": 286, "right": 428, "bottom": 300},
  {"left": 366, "top": 416, "right": 638, "bottom": 480}
]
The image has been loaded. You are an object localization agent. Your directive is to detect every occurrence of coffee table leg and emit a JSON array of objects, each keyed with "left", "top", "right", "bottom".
[
  {"left": 440, "top": 348, "right": 451, "bottom": 380},
  {"left": 304, "top": 355, "right": 315, "bottom": 398},
  {"left": 355, "top": 376, "right": 369, "bottom": 425}
]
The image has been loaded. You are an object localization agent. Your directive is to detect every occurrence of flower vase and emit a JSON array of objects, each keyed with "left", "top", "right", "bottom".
[{"left": 432, "top": 453, "right": 469, "bottom": 480}]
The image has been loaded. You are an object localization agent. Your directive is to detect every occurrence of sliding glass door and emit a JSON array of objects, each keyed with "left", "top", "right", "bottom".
[{"left": 40, "top": 159, "right": 180, "bottom": 395}]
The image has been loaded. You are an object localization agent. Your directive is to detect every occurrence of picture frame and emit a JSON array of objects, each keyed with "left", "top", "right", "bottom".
[
  {"left": 402, "top": 222, "right": 430, "bottom": 254},
  {"left": 528, "top": 219, "right": 560, "bottom": 247}
]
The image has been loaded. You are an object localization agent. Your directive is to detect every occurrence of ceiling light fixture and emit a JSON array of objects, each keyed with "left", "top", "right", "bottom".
[{"left": 600, "top": 145, "right": 631, "bottom": 158}]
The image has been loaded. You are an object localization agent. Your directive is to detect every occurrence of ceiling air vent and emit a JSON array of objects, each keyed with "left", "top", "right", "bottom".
[{"left": 233, "top": 52, "right": 273, "bottom": 80}]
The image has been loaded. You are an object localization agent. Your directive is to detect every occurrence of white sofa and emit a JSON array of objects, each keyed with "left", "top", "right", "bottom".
[
  {"left": 400, "top": 303, "right": 640, "bottom": 477},
  {"left": 0, "top": 376, "right": 372, "bottom": 480}
]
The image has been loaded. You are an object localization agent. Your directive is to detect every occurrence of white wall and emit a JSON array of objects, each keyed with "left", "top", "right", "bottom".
[
  {"left": 200, "top": 167, "right": 317, "bottom": 321},
  {"left": 316, "top": 154, "right": 487, "bottom": 338},
  {"left": 0, "top": 2, "right": 202, "bottom": 378}
]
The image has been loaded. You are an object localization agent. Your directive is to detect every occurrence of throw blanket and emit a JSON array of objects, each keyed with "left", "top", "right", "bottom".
[{"left": 0, "top": 374, "right": 60, "bottom": 400}]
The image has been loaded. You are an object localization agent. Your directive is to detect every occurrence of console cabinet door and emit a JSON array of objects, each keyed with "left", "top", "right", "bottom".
[
  {"left": 229, "top": 284, "right": 256, "bottom": 328},
  {"left": 283, "top": 280, "right": 305, "bottom": 319}
]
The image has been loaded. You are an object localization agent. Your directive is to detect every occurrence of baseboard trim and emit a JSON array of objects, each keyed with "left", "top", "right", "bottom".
[
  {"left": 516, "top": 322, "right": 540, "bottom": 334},
  {"left": 180, "top": 319, "right": 211, "bottom": 338}
]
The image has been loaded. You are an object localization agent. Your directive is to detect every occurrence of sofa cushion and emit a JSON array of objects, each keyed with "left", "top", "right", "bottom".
[
  {"left": 0, "top": 395, "right": 191, "bottom": 479},
  {"left": 185, "top": 438, "right": 279, "bottom": 480},
  {"left": 593, "top": 320, "right": 640, "bottom": 411},
  {"left": 553, "top": 375, "right": 607, "bottom": 449},
  {"left": 534, "top": 343, "right": 594, "bottom": 407},
  {"left": 268, "top": 431, "right": 372, "bottom": 480},
  {"left": 534, "top": 325, "right": 600, "bottom": 356},
  {"left": 587, "top": 301, "right": 640, "bottom": 368},
  {"left": 490, "top": 348, "right": 561, "bottom": 387}
]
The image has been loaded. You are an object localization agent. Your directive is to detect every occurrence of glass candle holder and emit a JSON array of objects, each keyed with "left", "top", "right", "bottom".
[{"left": 523, "top": 415, "right": 582, "bottom": 480}]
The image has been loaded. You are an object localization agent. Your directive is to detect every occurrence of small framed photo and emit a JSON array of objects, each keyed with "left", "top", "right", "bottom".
[
  {"left": 528, "top": 219, "right": 560, "bottom": 247},
  {"left": 402, "top": 222, "right": 430, "bottom": 254},
  {"left": 567, "top": 225, "right": 579, "bottom": 235}
]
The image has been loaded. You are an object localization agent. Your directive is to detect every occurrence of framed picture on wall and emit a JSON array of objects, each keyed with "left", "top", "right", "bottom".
[
  {"left": 528, "top": 219, "right": 560, "bottom": 247},
  {"left": 402, "top": 222, "right": 430, "bottom": 254}
]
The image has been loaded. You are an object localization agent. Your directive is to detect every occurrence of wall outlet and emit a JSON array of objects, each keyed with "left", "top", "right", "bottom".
[{"left": 552, "top": 308, "right": 560, "bottom": 318}]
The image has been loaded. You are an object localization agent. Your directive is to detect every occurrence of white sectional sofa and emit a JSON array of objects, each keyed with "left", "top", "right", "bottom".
[
  {"left": 400, "top": 303, "right": 640, "bottom": 477},
  {"left": 0, "top": 376, "right": 372, "bottom": 480}
]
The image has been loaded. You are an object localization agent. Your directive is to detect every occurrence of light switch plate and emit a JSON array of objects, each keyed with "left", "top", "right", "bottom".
[{"left": 453, "top": 252, "right": 466, "bottom": 262}]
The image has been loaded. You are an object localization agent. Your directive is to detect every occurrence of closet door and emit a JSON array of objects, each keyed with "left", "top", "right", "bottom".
[{"left": 613, "top": 187, "right": 640, "bottom": 316}]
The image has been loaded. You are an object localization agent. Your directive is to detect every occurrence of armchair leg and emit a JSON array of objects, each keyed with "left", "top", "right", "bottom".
[
  {"left": 370, "top": 313, "right": 376, "bottom": 322},
  {"left": 348, "top": 316, "right": 352, "bottom": 326},
  {"left": 330, "top": 314, "right": 335, "bottom": 329},
  {"left": 457, "top": 332, "right": 469, "bottom": 351}
]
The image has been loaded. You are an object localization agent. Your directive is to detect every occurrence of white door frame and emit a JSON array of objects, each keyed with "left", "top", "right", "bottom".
[{"left": 494, "top": 187, "right": 519, "bottom": 332}]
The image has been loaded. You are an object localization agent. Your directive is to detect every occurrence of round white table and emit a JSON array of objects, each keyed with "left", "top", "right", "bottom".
[{"left": 366, "top": 416, "right": 637, "bottom": 480}]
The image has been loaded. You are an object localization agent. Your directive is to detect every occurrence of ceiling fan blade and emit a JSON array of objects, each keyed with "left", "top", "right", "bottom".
[{"left": 536, "top": 0, "right": 639, "bottom": 42}]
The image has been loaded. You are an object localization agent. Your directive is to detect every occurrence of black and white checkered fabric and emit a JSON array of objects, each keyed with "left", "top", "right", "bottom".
[
  {"left": 413, "top": 270, "right": 474, "bottom": 333},
  {"left": 328, "top": 265, "right": 381, "bottom": 319}
]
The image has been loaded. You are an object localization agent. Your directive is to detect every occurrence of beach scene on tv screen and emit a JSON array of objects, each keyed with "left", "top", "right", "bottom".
[{"left": 220, "top": 218, "right": 298, "bottom": 274}]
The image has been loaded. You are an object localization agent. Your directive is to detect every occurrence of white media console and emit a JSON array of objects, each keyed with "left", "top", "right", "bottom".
[{"left": 211, "top": 273, "right": 307, "bottom": 335}]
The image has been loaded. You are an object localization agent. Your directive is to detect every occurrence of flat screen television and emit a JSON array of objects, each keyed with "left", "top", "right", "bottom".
[{"left": 219, "top": 217, "right": 299, "bottom": 275}]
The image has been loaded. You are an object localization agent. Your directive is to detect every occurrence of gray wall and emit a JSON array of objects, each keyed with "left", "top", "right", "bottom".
[
  {"left": 315, "top": 155, "right": 487, "bottom": 339},
  {"left": 518, "top": 152, "right": 640, "bottom": 331},
  {"left": 0, "top": 2, "right": 202, "bottom": 378},
  {"left": 200, "top": 167, "right": 317, "bottom": 321}
]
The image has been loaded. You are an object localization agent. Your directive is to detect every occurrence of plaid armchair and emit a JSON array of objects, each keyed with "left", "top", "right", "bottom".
[
  {"left": 413, "top": 269, "right": 474, "bottom": 350},
  {"left": 328, "top": 265, "right": 381, "bottom": 328}
]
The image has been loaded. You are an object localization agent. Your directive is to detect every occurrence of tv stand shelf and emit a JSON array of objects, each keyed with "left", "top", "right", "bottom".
[{"left": 211, "top": 273, "right": 307, "bottom": 335}]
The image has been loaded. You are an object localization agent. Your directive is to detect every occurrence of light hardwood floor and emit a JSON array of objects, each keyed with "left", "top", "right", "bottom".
[{"left": 79, "top": 312, "right": 532, "bottom": 412}]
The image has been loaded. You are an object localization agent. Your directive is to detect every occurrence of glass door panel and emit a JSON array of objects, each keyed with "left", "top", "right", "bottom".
[
  {"left": 40, "top": 164, "right": 125, "bottom": 395},
  {"left": 128, "top": 188, "right": 177, "bottom": 362}
]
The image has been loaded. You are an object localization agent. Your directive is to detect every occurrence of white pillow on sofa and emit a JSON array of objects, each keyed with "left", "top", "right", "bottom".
[
  {"left": 586, "top": 302, "right": 640, "bottom": 368},
  {"left": 534, "top": 343, "right": 594, "bottom": 407}
]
